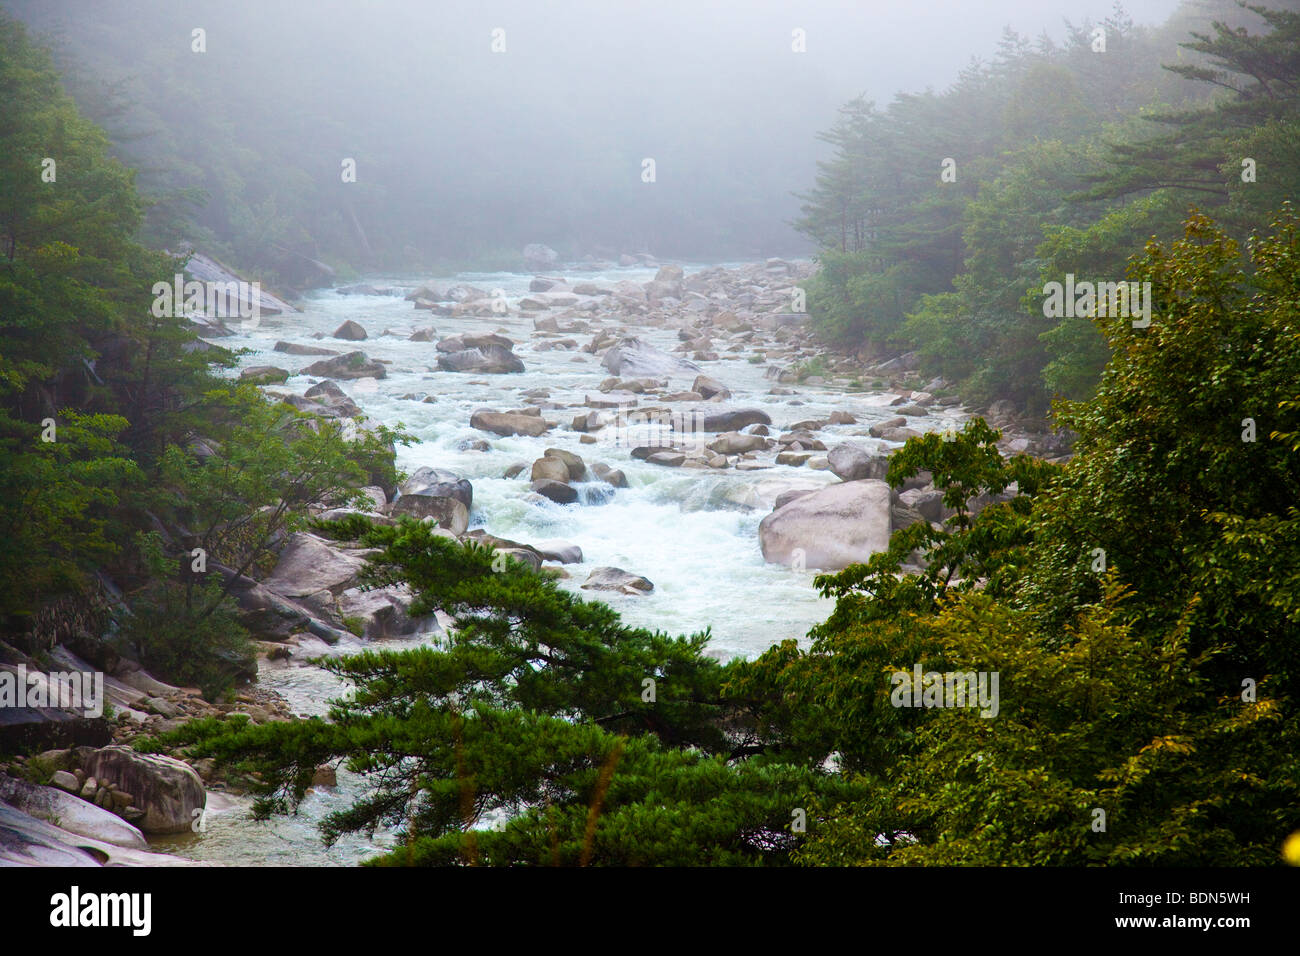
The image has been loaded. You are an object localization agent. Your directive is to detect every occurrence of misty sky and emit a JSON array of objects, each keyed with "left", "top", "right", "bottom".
[{"left": 7, "top": 0, "right": 1193, "bottom": 259}]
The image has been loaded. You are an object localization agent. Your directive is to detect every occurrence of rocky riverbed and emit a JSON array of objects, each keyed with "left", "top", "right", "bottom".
[{"left": 1, "top": 255, "right": 1065, "bottom": 867}]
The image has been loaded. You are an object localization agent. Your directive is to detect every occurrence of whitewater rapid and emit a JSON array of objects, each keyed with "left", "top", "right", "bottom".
[{"left": 164, "top": 262, "right": 959, "bottom": 864}]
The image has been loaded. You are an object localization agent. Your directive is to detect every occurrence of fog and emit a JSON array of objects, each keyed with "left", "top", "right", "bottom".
[{"left": 7, "top": 0, "right": 1186, "bottom": 272}]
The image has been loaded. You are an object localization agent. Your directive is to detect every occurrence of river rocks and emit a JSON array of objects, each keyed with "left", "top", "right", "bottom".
[
  {"left": 437, "top": 342, "right": 525, "bottom": 374},
  {"left": 399, "top": 467, "right": 472, "bottom": 509},
  {"left": 295, "top": 380, "right": 363, "bottom": 418},
  {"left": 774, "top": 489, "right": 817, "bottom": 510},
  {"left": 590, "top": 462, "right": 628, "bottom": 488},
  {"left": 758, "top": 479, "right": 893, "bottom": 570},
  {"left": 701, "top": 407, "right": 772, "bottom": 432},
  {"left": 531, "top": 456, "right": 571, "bottom": 483},
  {"left": 531, "top": 479, "right": 578, "bottom": 504},
  {"left": 445, "top": 284, "right": 489, "bottom": 303},
  {"left": 406, "top": 283, "right": 443, "bottom": 301},
  {"left": 571, "top": 282, "right": 611, "bottom": 296},
  {"left": 81, "top": 747, "right": 204, "bottom": 835},
  {"left": 274, "top": 341, "right": 340, "bottom": 356},
  {"left": 503, "top": 461, "right": 528, "bottom": 479},
  {"left": 828, "top": 443, "right": 889, "bottom": 482},
  {"left": 894, "top": 403, "right": 929, "bottom": 416},
  {"left": 601, "top": 336, "right": 701, "bottom": 379},
  {"left": 644, "top": 264, "right": 684, "bottom": 305},
  {"left": 50, "top": 770, "right": 80, "bottom": 793},
  {"left": 898, "top": 487, "right": 949, "bottom": 524},
  {"left": 239, "top": 365, "right": 290, "bottom": 384},
  {"left": 337, "top": 585, "right": 428, "bottom": 640},
  {"left": 218, "top": 565, "right": 350, "bottom": 645},
  {"left": 261, "top": 533, "right": 368, "bottom": 598},
  {"left": 388, "top": 494, "right": 469, "bottom": 534},
  {"left": 470, "top": 408, "right": 551, "bottom": 437},
  {"left": 529, "top": 277, "right": 559, "bottom": 292},
  {"left": 707, "top": 432, "right": 768, "bottom": 455},
  {"left": 542, "top": 448, "right": 586, "bottom": 480},
  {"left": 829, "top": 410, "right": 857, "bottom": 425},
  {"left": 692, "top": 374, "right": 731, "bottom": 400},
  {"left": 409, "top": 327, "right": 438, "bottom": 342},
  {"left": 0, "top": 775, "right": 148, "bottom": 849},
  {"left": 302, "top": 351, "right": 387, "bottom": 380},
  {"left": 581, "top": 567, "right": 654, "bottom": 594},
  {"left": 776, "top": 451, "right": 812, "bottom": 466},
  {"left": 523, "top": 243, "right": 559, "bottom": 270},
  {"left": 332, "top": 320, "right": 368, "bottom": 341},
  {"left": 868, "top": 416, "right": 907, "bottom": 437},
  {"left": 876, "top": 426, "right": 921, "bottom": 443},
  {"left": 532, "top": 540, "right": 583, "bottom": 564},
  {"left": 647, "top": 451, "right": 686, "bottom": 467}
]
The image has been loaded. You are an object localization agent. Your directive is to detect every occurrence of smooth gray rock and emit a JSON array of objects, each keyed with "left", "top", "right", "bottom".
[
  {"left": 759, "top": 479, "right": 893, "bottom": 570},
  {"left": 581, "top": 567, "right": 654, "bottom": 594}
]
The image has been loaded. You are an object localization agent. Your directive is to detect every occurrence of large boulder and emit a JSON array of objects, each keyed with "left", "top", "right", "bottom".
[
  {"left": 387, "top": 494, "right": 469, "bottom": 534},
  {"left": 707, "top": 432, "right": 768, "bottom": 455},
  {"left": 274, "top": 341, "right": 340, "bottom": 356},
  {"left": 758, "top": 479, "right": 893, "bottom": 570},
  {"left": 600, "top": 336, "right": 700, "bottom": 379},
  {"left": 82, "top": 747, "right": 205, "bottom": 835},
  {"left": 399, "top": 467, "right": 472, "bottom": 509},
  {"left": 701, "top": 407, "right": 772, "bottom": 432},
  {"left": 261, "top": 533, "right": 368, "bottom": 598},
  {"left": 302, "top": 351, "right": 386, "bottom": 380},
  {"left": 542, "top": 448, "right": 586, "bottom": 481},
  {"left": 302, "top": 380, "right": 363, "bottom": 417},
  {"left": 532, "top": 539, "right": 583, "bottom": 564},
  {"left": 470, "top": 408, "right": 550, "bottom": 437},
  {"left": 0, "top": 775, "right": 147, "bottom": 849},
  {"left": 332, "top": 320, "right": 368, "bottom": 341},
  {"left": 239, "top": 365, "right": 289, "bottom": 385},
  {"left": 827, "top": 443, "right": 889, "bottom": 482},
  {"left": 692, "top": 374, "right": 731, "bottom": 400},
  {"left": 581, "top": 567, "right": 654, "bottom": 594},
  {"left": 530, "top": 457, "right": 571, "bottom": 484},
  {"left": 337, "top": 585, "right": 429, "bottom": 640},
  {"left": 644, "top": 265, "right": 684, "bottom": 304},
  {"left": 437, "top": 344, "right": 525, "bottom": 374},
  {"left": 531, "top": 479, "right": 578, "bottom": 504},
  {"left": 217, "top": 565, "right": 351, "bottom": 644}
]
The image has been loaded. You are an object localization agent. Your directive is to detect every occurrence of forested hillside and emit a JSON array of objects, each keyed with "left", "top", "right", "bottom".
[{"left": 796, "top": 0, "right": 1300, "bottom": 412}]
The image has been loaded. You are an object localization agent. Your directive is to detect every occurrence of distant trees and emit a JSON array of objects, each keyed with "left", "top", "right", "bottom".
[{"left": 796, "top": 1, "right": 1300, "bottom": 412}]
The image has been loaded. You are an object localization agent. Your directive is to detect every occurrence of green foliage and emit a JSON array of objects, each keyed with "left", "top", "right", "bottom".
[
  {"left": 738, "top": 208, "right": 1300, "bottom": 866},
  {"left": 0, "top": 410, "right": 141, "bottom": 622},
  {"left": 147, "top": 523, "right": 859, "bottom": 863},
  {"left": 798, "top": 3, "right": 1298, "bottom": 411},
  {"left": 157, "top": 385, "right": 408, "bottom": 585},
  {"left": 120, "top": 533, "right": 254, "bottom": 700}
]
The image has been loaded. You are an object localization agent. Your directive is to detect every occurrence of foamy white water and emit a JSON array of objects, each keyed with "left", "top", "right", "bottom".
[{"left": 168, "top": 263, "right": 963, "bottom": 864}]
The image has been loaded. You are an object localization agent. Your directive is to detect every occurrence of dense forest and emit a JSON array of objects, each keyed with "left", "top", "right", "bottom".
[
  {"left": 796, "top": 0, "right": 1300, "bottom": 412},
  {"left": 0, "top": 0, "right": 1297, "bottom": 872}
]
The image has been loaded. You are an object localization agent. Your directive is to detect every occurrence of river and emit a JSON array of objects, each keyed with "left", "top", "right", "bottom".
[{"left": 160, "top": 261, "right": 962, "bottom": 865}]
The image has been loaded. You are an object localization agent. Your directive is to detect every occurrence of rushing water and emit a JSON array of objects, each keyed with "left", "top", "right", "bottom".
[{"left": 163, "top": 262, "right": 964, "bottom": 865}]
